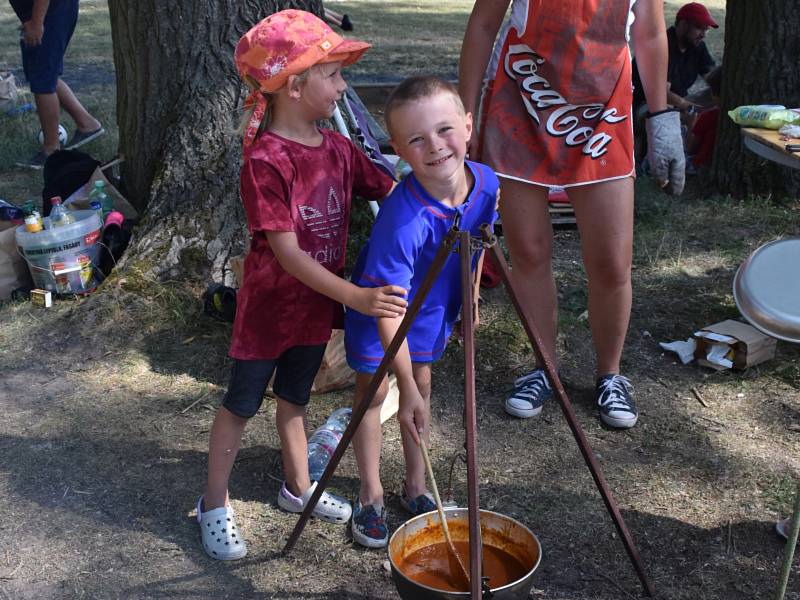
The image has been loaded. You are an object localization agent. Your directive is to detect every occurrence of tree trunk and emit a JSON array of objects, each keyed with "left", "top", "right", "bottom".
[
  {"left": 709, "top": 0, "right": 800, "bottom": 197},
  {"left": 107, "top": 0, "right": 323, "bottom": 285}
]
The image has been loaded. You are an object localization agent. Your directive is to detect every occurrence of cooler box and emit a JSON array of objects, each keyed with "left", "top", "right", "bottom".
[{"left": 15, "top": 210, "right": 102, "bottom": 294}]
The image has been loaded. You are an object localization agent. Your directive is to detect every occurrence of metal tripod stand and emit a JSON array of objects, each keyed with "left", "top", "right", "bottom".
[{"left": 283, "top": 225, "right": 655, "bottom": 599}]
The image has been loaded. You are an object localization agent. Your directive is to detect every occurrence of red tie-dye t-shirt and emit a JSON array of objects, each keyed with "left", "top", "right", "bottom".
[{"left": 230, "top": 128, "right": 393, "bottom": 360}]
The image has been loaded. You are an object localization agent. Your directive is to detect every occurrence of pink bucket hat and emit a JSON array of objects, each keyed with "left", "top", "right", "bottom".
[{"left": 235, "top": 9, "right": 370, "bottom": 147}]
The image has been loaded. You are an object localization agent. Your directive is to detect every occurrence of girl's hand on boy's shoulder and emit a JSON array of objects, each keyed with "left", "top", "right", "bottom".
[{"left": 352, "top": 285, "right": 408, "bottom": 318}]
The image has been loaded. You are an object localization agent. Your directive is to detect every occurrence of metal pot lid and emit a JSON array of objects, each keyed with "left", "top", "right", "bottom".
[{"left": 733, "top": 237, "right": 800, "bottom": 344}]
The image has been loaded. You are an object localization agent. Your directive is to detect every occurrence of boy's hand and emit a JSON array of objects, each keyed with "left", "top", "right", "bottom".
[
  {"left": 398, "top": 386, "right": 427, "bottom": 446},
  {"left": 353, "top": 285, "right": 408, "bottom": 318}
]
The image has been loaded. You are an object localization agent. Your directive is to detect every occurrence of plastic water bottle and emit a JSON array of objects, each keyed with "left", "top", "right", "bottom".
[
  {"left": 89, "top": 180, "right": 112, "bottom": 219},
  {"left": 90, "top": 201, "right": 103, "bottom": 224},
  {"left": 49, "top": 196, "right": 74, "bottom": 228},
  {"left": 307, "top": 407, "right": 352, "bottom": 481}
]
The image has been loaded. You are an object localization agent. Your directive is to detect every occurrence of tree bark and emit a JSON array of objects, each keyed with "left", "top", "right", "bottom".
[
  {"left": 709, "top": 0, "right": 800, "bottom": 197},
  {"left": 107, "top": 0, "right": 323, "bottom": 284}
]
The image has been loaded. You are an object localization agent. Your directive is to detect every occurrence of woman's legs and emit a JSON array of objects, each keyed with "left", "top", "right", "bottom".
[
  {"left": 569, "top": 176, "right": 637, "bottom": 428},
  {"left": 500, "top": 179, "right": 559, "bottom": 417},
  {"left": 568, "top": 177, "right": 634, "bottom": 376},
  {"left": 351, "top": 372, "right": 390, "bottom": 506},
  {"left": 499, "top": 178, "right": 557, "bottom": 361}
]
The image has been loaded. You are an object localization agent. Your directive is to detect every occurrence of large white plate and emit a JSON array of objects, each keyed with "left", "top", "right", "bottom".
[{"left": 733, "top": 238, "right": 800, "bottom": 344}]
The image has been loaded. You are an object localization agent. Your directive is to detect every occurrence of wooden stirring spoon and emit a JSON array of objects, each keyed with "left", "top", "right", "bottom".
[{"left": 419, "top": 438, "right": 471, "bottom": 590}]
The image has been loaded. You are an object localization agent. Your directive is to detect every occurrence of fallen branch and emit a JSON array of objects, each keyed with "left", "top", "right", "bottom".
[
  {"left": 691, "top": 386, "right": 709, "bottom": 407},
  {"left": 180, "top": 393, "right": 210, "bottom": 414},
  {"left": 0, "top": 556, "right": 23, "bottom": 580}
]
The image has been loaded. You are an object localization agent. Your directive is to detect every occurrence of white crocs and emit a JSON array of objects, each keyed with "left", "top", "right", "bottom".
[
  {"left": 196, "top": 497, "right": 247, "bottom": 560},
  {"left": 277, "top": 481, "right": 352, "bottom": 524}
]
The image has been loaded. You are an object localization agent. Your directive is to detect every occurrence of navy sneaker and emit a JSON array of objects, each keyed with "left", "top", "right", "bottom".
[
  {"left": 504, "top": 368, "right": 552, "bottom": 418},
  {"left": 351, "top": 501, "right": 388, "bottom": 549},
  {"left": 596, "top": 374, "right": 638, "bottom": 428},
  {"left": 400, "top": 487, "right": 436, "bottom": 516}
]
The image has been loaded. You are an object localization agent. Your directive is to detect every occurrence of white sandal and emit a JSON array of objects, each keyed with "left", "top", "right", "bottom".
[
  {"left": 196, "top": 497, "right": 247, "bottom": 560},
  {"left": 277, "top": 481, "right": 352, "bottom": 524}
]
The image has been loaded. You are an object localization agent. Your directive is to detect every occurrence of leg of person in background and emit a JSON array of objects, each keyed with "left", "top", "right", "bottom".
[
  {"left": 569, "top": 176, "right": 638, "bottom": 429},
  {"left": 57, "top": 78, "right": 103, "bottom": 140},
  {"left": 33, "top": 91, "right": 62, "bottom": 154},
  {"left": 500, "top": 179, "right": 558, "bottom": 418}
]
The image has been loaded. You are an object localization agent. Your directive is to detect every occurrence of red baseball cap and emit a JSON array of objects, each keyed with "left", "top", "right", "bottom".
[{"left": 676, "top": 3, "right": 719, "bottom": 28}]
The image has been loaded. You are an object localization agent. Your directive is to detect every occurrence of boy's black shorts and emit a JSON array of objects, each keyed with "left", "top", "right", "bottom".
[{"left": 222, "top": 344, "right": 327, "bottom": 418}]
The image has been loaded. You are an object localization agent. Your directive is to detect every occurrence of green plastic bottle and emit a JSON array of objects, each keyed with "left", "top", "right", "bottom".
[{"left": 89, "top": 180, "right": 112, "bottom": 220}]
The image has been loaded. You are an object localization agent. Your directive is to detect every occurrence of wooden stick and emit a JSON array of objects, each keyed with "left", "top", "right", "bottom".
[
  {"left": 283, "top": 228, "right": 460, "bottom": 554},
  {"left": 460, "top": 230, "right": 482, "bottom": 600},
  {"left": 419, "top": 439, "right": 470, "bottom": 588},
  {"left": 691, "top": 386, "right": 709, "bottom": 407},
  {"left": 774, "top": 481, "right": 800, "bottom": 600}
]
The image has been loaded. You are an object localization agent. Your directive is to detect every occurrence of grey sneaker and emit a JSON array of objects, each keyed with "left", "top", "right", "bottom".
[
  {"left": 504, "top": 368, "right": 552, "bottom": 418},
  {"left": 65, "top": 127, "right": 105, "bottom": 150},
  {"left": 15, "top": 150, "right": 51, "bottom": 170}
]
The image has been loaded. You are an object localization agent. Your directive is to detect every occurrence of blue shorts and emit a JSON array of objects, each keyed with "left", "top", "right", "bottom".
[
  {"left": 222, "top": 345, "right": 327, "bottom": 418},
  {"left": 346, "top": 354, "right": 433, "bottom": 375},
  {"left": 20, "top": 0, "right": 79, "bottom": 94}
]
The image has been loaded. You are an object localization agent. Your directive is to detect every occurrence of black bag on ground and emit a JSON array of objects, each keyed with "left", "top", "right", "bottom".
[
  {"left": 202, "top": 283, "right": 237, "bottom": 323},
  {"left": 41, "top": 150, "right": 100, "bottom": 216}
]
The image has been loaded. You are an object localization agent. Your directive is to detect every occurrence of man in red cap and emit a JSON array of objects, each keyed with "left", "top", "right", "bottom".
[{"left": 632, "top": 2, "right": 718, "bottom": 164}]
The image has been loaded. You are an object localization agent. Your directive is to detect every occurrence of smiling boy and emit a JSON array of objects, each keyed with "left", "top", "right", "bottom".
[{"left": 343, "top": 76, "right": 499, "bottom": 548}]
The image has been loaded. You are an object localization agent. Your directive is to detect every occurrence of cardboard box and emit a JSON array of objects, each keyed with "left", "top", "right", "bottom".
[
  {"left": 64, "top": 164, "right": 139, "bottom": 221},
  {"left": 693, "top": 319, "right": 777, "bottom": 370}
]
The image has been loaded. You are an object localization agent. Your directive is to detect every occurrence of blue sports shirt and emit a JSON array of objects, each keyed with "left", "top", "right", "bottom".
[{"left": 344, "top": 160, "right": 499, "bottom": 369}]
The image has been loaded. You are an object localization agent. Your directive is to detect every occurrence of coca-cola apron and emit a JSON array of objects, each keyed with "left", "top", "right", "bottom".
[{"left": 478, "top": 0, "right": 636, "bottom": 188}]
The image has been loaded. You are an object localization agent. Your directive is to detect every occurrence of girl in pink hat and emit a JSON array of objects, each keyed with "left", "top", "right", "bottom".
[{"left": 196, "top": 9, "right": 407, "bottom": 561}]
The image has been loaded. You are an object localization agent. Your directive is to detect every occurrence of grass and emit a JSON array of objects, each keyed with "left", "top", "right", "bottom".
[
  {"left": 0, "top": 0, "right": 116, "bottom": 204},
  {"left": 2, "top": 4, "right": 800, "bottom": 599},
  {"left": 0, "top": 0, "right": 728, "bottom": 207}
]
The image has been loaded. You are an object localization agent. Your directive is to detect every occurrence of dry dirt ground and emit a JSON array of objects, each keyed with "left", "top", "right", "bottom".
[{"left": 2, "top": 215, "right": 800, "bottom": 600}]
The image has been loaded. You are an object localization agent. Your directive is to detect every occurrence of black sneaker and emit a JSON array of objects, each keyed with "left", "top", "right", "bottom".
[
  {"left": 15, "top": 150, "right": 50, "bottom": 170},
  {"left": 596, "top": 374, "right": 637, "bottom": 428},
  {"left": 65, "top": 127, "right": 105, "bottom": 150}
]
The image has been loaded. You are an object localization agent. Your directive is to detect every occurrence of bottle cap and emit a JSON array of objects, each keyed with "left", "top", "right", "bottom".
[
  {"left": 94, "top": 180, "right": 105, "bottom": 189},
  {"left": 104, "top": 210, "right": 124, "bottom": 228},
  {"left": 90, "top": 201, "right": 102, "bottom": 210},
  {"left": 50, "top": 196, "right": 62, "bottom": 205}
]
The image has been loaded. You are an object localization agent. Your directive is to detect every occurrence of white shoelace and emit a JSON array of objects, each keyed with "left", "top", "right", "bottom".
[{"left": 597, "top": 375, "right": 634, "bottom": 411}]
